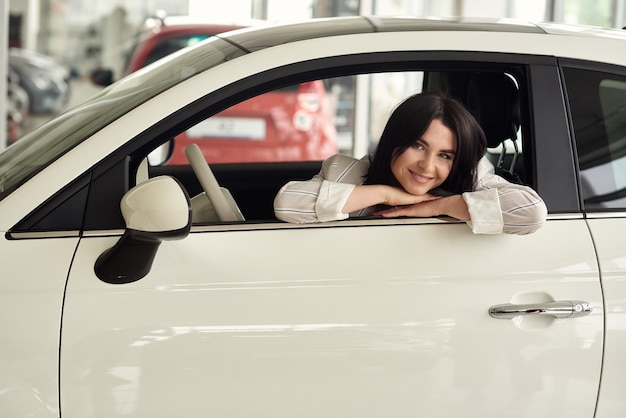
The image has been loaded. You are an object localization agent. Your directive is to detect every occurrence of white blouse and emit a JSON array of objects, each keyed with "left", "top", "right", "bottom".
[{"left": 273, "top": 154, "right": 547, "bottom": 235}]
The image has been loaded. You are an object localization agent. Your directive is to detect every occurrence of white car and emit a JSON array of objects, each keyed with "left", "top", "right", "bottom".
[{"left": 1, "top": 16, "right": 625, "bottom": 418}]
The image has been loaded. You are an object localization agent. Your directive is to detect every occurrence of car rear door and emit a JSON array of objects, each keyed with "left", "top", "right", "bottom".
[{"left": 560, "top": 60, "right": 626, "bottom": 417}]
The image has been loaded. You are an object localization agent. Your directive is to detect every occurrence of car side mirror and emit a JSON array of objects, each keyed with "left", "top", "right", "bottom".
[{"left": 95, "top": 176, "right": 191, "bottom": 284}]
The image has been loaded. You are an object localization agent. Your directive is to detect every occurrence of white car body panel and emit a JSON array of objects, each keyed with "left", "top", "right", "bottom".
[
  {"left": 60, "top": 219, "right": 602, "bottom": 417},
  {"left": 585, "top": 218, "right": 626, "bottom": 418},
  {"left": 0, "top": 238, "right": 78, "bottom": 417}
]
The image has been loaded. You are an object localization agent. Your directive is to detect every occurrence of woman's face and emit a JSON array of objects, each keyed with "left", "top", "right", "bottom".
[{"left": 391, "top": 118, "right": 457, "bottom": 196}]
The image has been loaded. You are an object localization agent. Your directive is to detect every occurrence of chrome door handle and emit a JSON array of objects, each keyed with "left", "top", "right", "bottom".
[{"left": 489, "top": 300, "right": 592, "bottom": 319}]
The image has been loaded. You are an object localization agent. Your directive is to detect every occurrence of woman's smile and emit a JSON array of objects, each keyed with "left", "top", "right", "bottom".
[{"left": 408, "top": 169, "right": 434, "bottom": 184}]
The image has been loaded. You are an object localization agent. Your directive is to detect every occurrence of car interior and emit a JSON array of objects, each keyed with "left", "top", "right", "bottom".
[{"left": 146, "top": 68, "right": 527, "bottom": 225}]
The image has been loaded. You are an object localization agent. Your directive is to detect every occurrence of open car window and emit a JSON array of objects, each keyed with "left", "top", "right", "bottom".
[
  {"left": 144, "top": 66, "right": 529, "bottom": 225},
  {"left": 10, "top": 60, "right": 533, "bottom": 235},
  {"left": 157, "top": 69, "right": 526, "bottom": 167}
]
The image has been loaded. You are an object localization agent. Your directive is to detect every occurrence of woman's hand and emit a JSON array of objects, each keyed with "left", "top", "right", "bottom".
[
  {"left": 342, "top": 184, "right": 439, "bottom": 214},
  {"left": 381, "top": 185, "right": 441, "bottom": 207},
  {"left": 378, "top": 194, "right": 471, "bottom": 221}
]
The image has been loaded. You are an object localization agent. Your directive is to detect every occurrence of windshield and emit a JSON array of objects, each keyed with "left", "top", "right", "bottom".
[{"left": 0, "top": 37, "right": 245, "bottom": 201}]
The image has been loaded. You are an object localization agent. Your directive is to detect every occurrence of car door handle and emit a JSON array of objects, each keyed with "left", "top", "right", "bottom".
[{"left": 489, "top": 300, "right": 592, "bottom": 319}]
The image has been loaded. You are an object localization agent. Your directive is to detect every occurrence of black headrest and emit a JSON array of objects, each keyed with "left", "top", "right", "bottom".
[{"left": 466, "top": 73, "right": 520, "bottom": 148}]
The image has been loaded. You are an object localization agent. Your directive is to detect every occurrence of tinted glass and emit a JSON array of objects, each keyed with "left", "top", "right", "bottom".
[{"left": 564, "top": 67, "right": 626, "bottom": 210}]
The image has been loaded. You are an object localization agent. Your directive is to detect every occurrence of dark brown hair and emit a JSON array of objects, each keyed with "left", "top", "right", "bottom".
[{"left": 366, "top": 92, "right": 487, "bottom": 195}]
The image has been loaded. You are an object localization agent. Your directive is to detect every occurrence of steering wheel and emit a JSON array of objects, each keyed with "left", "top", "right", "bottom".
[{"left": 185, "top": 144, "right": 238, "bottom": 222}]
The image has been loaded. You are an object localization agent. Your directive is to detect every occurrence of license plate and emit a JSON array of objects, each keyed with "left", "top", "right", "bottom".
[{"left": 187, "top": 117, "right": 266, "bottom": 140}]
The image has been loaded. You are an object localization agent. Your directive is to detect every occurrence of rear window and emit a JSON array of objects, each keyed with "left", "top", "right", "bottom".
[{"left": 564, "top": 66, "right": 626, "bottom": 210}]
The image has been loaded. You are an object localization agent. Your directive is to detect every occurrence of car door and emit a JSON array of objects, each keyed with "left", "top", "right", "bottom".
[
  {"left": 60, "top": 218, "right": 601, "bottom": 418},
  {"left": 561, "top": 61, "right": 626, "bottom": 418},
  {"left": 58, "top": 62, "right": 604, "bottom": 417}
]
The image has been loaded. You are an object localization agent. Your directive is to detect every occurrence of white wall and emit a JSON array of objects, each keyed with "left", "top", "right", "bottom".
[
  {"left": 461, "top": 0, "right": 508, "bottom": 17},
  {"left": 266, "top": 0, "right": 312, "bottom": 22},
  {"left": 188, "top": 0, "right": 250, "bottom": 21},
  {"left": 1, "top": 0, "right": 7, "bottom": 150}
]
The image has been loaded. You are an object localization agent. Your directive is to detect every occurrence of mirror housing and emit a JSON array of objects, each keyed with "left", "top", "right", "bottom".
[{"left": 95, "top": 176, "right": 191, "bottom": 284}]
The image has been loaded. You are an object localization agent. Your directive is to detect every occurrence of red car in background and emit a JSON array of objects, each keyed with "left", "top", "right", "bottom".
[{"left": 92, "top": 17, "right": 338, "bottom": 164}]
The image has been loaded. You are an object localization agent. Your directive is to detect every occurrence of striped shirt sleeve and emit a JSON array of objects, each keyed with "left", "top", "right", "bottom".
[
  {"left": 273, "top": 154, "right": 367, "bottom": 223},
  {"left": 471, "top": 158, "right": 547, "bottom": 235}
]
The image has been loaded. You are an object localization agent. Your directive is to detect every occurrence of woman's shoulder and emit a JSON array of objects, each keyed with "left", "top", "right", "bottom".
[
  {"left": 476, "top": 156, "right": 495, "bottom": 177},
  {"left": 321, "top": 153, "right": 370, "bottom": 166},
  {"left": 320, "top": 153, "right": 371, "bottom": 183}
]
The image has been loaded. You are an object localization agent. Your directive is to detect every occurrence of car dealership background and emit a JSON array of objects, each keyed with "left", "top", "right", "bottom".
[{"left": 1, "top": 0, "right": 625, "bottom": 149}]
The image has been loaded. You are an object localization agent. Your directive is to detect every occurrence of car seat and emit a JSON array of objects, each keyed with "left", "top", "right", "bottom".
[{"left": 465, "top": 72, "right": 523, "bottom": 183}]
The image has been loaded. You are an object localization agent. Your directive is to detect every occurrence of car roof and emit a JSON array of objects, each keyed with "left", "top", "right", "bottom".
[
  {"left": 161, "top": 15, "right": 265, "bottom": 28},
  {"left": 140, "top": 14, "right": 263, "bottom": 37},
  {"left": 218, "top": 15, "right": 626, "bottom": 54},
  {"left": 155, "top": 23, "right": 246, "bottom": 34}
]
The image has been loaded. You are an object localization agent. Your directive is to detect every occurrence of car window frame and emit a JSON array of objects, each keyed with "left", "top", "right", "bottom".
[
  {"left": 528, "top": 60, "right": 582, "bottom": 214},
  {"left": 10, "top": 51, "right": 565, "bottom": 237}
]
